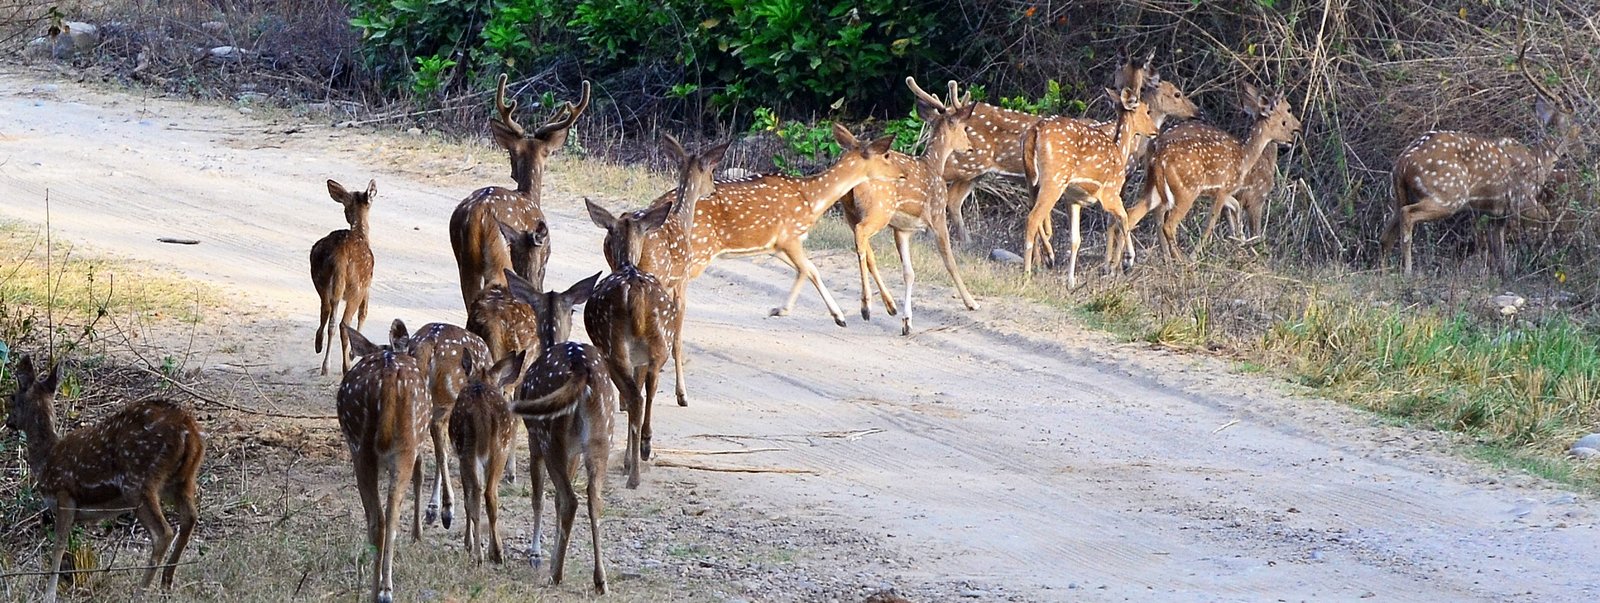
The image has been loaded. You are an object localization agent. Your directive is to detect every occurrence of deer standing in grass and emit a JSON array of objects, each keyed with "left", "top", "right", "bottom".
[
  {"left": 1115, "top": 84, "right": 1301, "bottom": 262},
  {"left": 1019, "top": 59, "right": 1160, "bottom": 285},
  {"left": 338, "top": 320, "right": 430, "bottom": 603},
  {"left": 503, "top": 270, "right": 615, "bottom": 593},
  {"left": 311, "top": 178, "right": 375, "bottom": 375},
  {"left": 941, "top": 59, "right": 1198, "bottom": 246},
  {"left": 843, "top": 77, "right": 979, "bottom": 335},
  {"left": 449, "top": 350, "right": 525, "bottom": 565},
  {"left": 5, "top": 356, "right": 204, "bottom": 603},
  {"left": 1380, "top": 44, "right": 1578, "bottom": 276},
  {"left": 450, "top": 74, "right": 588, "bottom": 310},
  {"left": 403, "top": 322, "right": 493, "bottom": 530}
]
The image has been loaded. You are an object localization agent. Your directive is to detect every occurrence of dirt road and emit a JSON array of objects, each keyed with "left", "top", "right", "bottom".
[{"left": 2, "top": 68, "right": 1596, "bottom": 602}]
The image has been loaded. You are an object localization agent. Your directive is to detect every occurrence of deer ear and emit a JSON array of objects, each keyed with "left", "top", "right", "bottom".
[
  {"left": 490, "top": 119, "right": 524, "bottom": 150},
  {"left": 496, "top": 220, "right": 520, "bottom": 247},
  {"left": 831, "top": 122, "right": 859, "bottom": 148},
  {"left": 639, "top": 199, "right": 673, "bottom": 230},
  {"left": 503, "top": 269, "right": 539, "bottom": 305},
  {"left": 1534, "top": 96, "right": 1557, "bottom": 126},
  {"left": 1119, "top": 87, "right": 1140, "bottom": 110},
  {"left": 344, "top": 325, "right": 381, "bottom": 357},
  {"left": 364, "top": 179, "right": 377, "bottom": 201},
  {"left": 701, "top": 141, "right": 731, "bottom": 168},
  {"left": 14, "top": 354, "right": 35, "bottom": 390},
  {"left": 326, "top": 179, "right": 349, "bottom": 203},
  {"left": 531, "top": 220, "right": 549, "bottom": 246},
  {"left": 585, "top": 198, "right": 617, "bottom": 230},
  {"left": 388, "top": 319, "right": 409, "bottom": 343},
  {"left": 492, "top": 351, "right": 526, "bottom": 389},
  {"left": 660, "top": 132, "right": 687, "bottom": 163},
  {"left": 44, "top": 362, "right": 62, "bottom": 394},
  {"left": 866, "top": 135, "right": 896, "bottom": 156},
  {"left": 954, "top": 102, "right": 977, "bottom": 121},
  {"left": 565, "top": 272, "right": 602, "bottom": 306}
]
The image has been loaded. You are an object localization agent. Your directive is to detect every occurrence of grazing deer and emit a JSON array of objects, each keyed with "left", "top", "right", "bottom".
[
  {"left": 503, "top": 270, "right": 615, "bottom": 594},
  {"left": 634, "top": 124, "right": 900, "bottom": 328},
  {"left": 405, "top": 321, "right": 493, "bottom": 530},
  {"left": 843, "top": 77, "right": 979, "bottom": 335},
  {"left": 5, "top": 355, "right": 204, "bottom": 603},
  {"left": 941, "top": 59, "right": 1198, "bottom": 245},
  {"left": 450, "top": 74, "right": 588, "bottom": 309},
  {"left": 338, "top": 320, "right": 430, "bottom": 603},
  {"left": 1380, "top": 44, "right": 1579, "bottom": 276},
  {"left": 466, "top": 220, "right": 549, "bottom": 363},
  {"left": 606, "top": 135, "right": 727, "bottom": 409},
  {"left": 1117, "top": 84, "right": 1301, "bottom": 262},
  {"left": 1019, "top": 60, "right": 1160, "bottom": 286},
  {"left": 310, "top": 178, "right": 375, "bottom": 375},
  {"left": 448, "top": 350, "right": 525, "bottom": 565}
]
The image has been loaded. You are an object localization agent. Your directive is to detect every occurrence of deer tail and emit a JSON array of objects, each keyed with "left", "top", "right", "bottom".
[
  {"left": 509, "top": 373, "right": 586, "bottom": 420},
  {"left": 1022, "top": 123, "right": 1040, "bottom": 187}
]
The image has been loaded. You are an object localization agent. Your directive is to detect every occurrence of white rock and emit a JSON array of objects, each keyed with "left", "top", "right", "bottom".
[
  {"left": 200, "top": 21, "right": 226, "bottom": 34},
  {"left": 53, "top": 22, "right": 99, "bottom": 59},
  {"left": 990, "top": 248, "right": 1024, "bottom": 264},
  {"left": 208, "top": 46, "right": 244, "bottom": 62},
  {"left": 1569, "top": 447, "right": 1599, "bottom": 460},
  {"left": 1572, "top": 433, "right": 1600, "bottom": 451}
]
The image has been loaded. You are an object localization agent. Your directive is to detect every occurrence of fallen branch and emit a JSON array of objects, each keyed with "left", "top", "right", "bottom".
[
  {"left": 1212, "top": 419, "right": 1241, "bottom": 434},
  {"left": 653, "top": 459, "right": 816, "bottom": 475},
  {"left": 652, "top": 447, "right": 788, "bottom": 456},
  {"left": 133, "top": 363, "right": 336, "bottom": 420}
]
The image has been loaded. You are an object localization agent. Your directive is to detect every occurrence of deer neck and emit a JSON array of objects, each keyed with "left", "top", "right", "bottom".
[
  {"left": 672, "top": 174, "right": 714, "bottom": 238},
  {"left": 920, "top": 124, "right": 959, "bottom": 175},
  {"left": 1112, "top": 114, "right": 1143, "bottom": 168},
  {"left": 18, "top": 406, "right": 61, "bottom": 476},
  {"left": 350, "top": 209, "right": 370, "bottom": 240},
  {"left": 793, "top": 159, "right": 872, "bottom": 217},
  {"left": 514, "top": 160, "right": 543, "bottom": 196},
  {"left": 1236, "top": 121, "right": 1281, "bottom": 186}
]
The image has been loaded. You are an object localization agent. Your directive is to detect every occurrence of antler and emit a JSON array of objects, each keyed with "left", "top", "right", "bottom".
[
  {"left": 906, "top": 76, "right": 947, "bottom": 111},
  {"left": 1516, "top": 41, "right": 1570, "bottom": 112},
  {"left": 534, "top": 80, "right": 592, "bottom": 138},
  {"left": 494, "top": 74, "right": 525, "bottom": 137}
]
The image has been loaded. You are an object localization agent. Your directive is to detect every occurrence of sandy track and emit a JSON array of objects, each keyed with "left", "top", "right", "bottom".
[{"left": 2, "top": 69, "right": 1596, "bottom": 602}]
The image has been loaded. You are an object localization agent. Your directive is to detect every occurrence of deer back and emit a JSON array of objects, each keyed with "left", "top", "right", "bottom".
[
  {"left": 337, "top": 324, "right": 430, "bottom": 457},
  {"left": 943, "top": 102, "right": 1041, "bottom": 180},
  {"left": 586, "top": 200, "right": 677, "bottom": 367},
  {"left": 467, "top": 286, "right": 540, "bottom": 363},
  {"left": 409, "top": 322, "right": 493, "bottom": 407},
  {"left": 449, "top": 353, "right": 524, "bottom": 461}
]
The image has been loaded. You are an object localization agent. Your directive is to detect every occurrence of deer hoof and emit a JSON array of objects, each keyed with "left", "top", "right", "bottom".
[
  {"left": 378, "top": 590, "right": 394, "bottom": 603},
  {"left": 833, "top": 317, "right": 847, "bottom": 328},
  {"left": 861, "top": 307, "right": 871, "bottom": 320},
  {"left": 425, "top": 505, "right": 438, "bottom": 525},
  {"left": 530, "top": 552, "right": 544, "bottom": 569},
  {"left": 768, "top": 307, "right": 788, "bottom": 317},
  {"left": 676, "top": 392, "right": 689, "bottom": 407},
  {"left": 640, "top": 438, "right": 652, "bottom": 461},
  {"left": 900, "top": 321, "right": 912, "bottom": 336},
  {"left": 625, "top": 474, "right": 640, "bottom": 489},
  {"left": 442, "top": 510, "right": 453, "bottom": 530}
]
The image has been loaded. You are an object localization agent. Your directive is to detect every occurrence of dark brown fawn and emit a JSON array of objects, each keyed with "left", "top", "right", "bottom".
[
  {"left": 603, "top": 135, "right": 727, "bottom": 409},
  {"left": 1118, "top": 84, "right": 1301, "bottom": 263},
  {"left": 5, "top": 355, "right": 204, "bottom": 603},
  {"left": 585, "top": 196, "right": 676, "bottom": 489},
  {"left": 1381, "top": 43, "right": 1579, "bottom": 276},
  {"left": 338, "top": 320, "right": 430, "bottom": 603},
  {"left": 466, "top": 219, "right": 548, "bottom": 364},
  {"left": 405, "top": 321, "right": 493, "bottom": 529},
  {"left": 632, "top": 125, "right": 898, "bottom": 332},
  {"left": 843, "top": 77, "right": 978, "bottom": 335},
  {"left": 1019, "top": 58, "right": 1160, "bottom": 286},
  {"left": 503, "top": 269, "right": 615, "bottom": 594},
  {"left": 448, "top": 350, "right": 525, "bottom": 565},
  {"left": 450, "top": 74, "right": 588, "bottom": 310},
  {"left": 940, "top": 59, "right": 1198, "bottom": 246},
  {"left": 310, "top": 178, "right": 375, "bottom": 375}
]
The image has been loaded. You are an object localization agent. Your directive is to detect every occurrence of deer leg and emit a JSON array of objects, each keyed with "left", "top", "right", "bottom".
[
  {"left": 379, "top": 452, "right": 417, "bottom": 603},
  {"left": 338, "top": 299, "right": 360, "bottom": 374},
  {"left": 1022, "top": 179, "right": 1064, "bottom": 276},
  {"left": 1489, "top": 217, "right": 1509, "bottom": 277},
  {"left": 853, "top": 215, "right": 896, "bottom": 320},
  {"left": 928, "top": 209, "right": 979, "bottom": 312},
  {"left": 316, "top": 295, "right": 335, "bottom": 375},
  {"left": 1159, "top": 205, "right": 1190, "bottom": 263},
  {"left": 606, "top": 363, "right": 643, "bottom": 490},
  {"left": 527, "top": 430, "right": 546, "bottom": 568},
  {"left": 428, "top": 405, "right": 455, "bottom": 529},
  {"left": 43, "top": 499, "right": 74, "bottom": 603},
  {"left": 546, "top": 451, "right": 578, "bottom": 586},
  {"left": 947, "top": 178, "right": 979, "bottom": 246},
  {"left": 1398, "top": 202, "right": 1453, "bottom": 277},
  {"left": 641, "top": 365, "right": 660, "bottom": 462},
  {"left": 772, "top": 243, "right": 848, "bottom": 327},
  {"left": 357, "top": 294, "right": 370, "bottom": 330},
  {"left": 1065, "top": 203, "right": 1083, "bottom": 289},
  {"left": 893, "top": 229, "right": 916, "bottom": 336},
  {"left": 457, "top": 261, "right": 480, "bottom": 313},
  {"left": 164, "top": 484, "right": 199, "bottom": 588},
  {"left": 131, "top": 488, "right": 175, "bottom": 592},
  {"left": 1196, "top": 193, "right": 1236, "bottom": 257},
  {"left": 1098, "top": 192, "right": 1133, "bottom": 273},
  {"left": 586, "top": 449, "right": 609, "bottom": 595},
  {"left": 671, "top": 291, "right": 690, "bottom": 407},
  {"left": 485, "top": 445, "right": 507, "bottom": 565},
  {"left": 1247, "top": 199, "right": 1267, "bottom": 242},
  {"left": 460, "top": 454, "right": 483, "bottom": 565}
]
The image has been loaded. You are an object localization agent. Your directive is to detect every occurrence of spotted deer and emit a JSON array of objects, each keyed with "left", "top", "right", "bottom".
[
  {"left": 503, "top": 270, "right": 615, "bottom": 594},
  {"left": 941, "top": 59, "right": 1197, "bottom": 245},
  {"left": 405, "top": 321, "right": 493, "bottom": 530},
  {"left": 450, "top": 75, "right": 588, "bottom": 309},
  {"left": 843, "top": 77, "right": 979, "bottom": 335},
  {"left": 606, "top": 135, "right": 727, "bottom": 408},
  {"left": 310, "top": 178, "right": 375, "bottom": 375},
  {"left": 1380, "top": 44, "right": 1579, "bottom": 276},
  {"left": 5, "top": 355, "right": 204, "bottom": 603},
  {"left": 1117, "top": 84, "right": 1301, "bottom": 262},
  {"left": 448, "top": 350, "right": 525, "bottom": 565},
  {"left": 338, "top": 320, "right": 430, "bottom": 603},
  {"left": 1019, "top": 59, "right": 1160, "bottom": 286},
  {"left": 634, "top": 124, "right": 901, "bottom": 329},
  {"left": 466, "top": 220, "right": 549, "bottom": 363}
]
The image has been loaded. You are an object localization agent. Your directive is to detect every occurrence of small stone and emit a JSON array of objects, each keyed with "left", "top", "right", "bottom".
[
  {"left": 200, "top": 21, "right": 226, "bottom": 33},
  {"left": 960, "top": 590, "right": 988, "bottom": 598},
  {"left": 407, "top": 127, "right": 422, "bottom": 135},
  {"left": 238, "top": 107, "right": 254, "bottom": 115},
  {"left": 990, "top": 248, "right": 1024, "bottom": 264},
  {"left": 1569, "top": 447, "right": 1599, "bottom": 460},
  {"left": 1573, "top": 433, "right": 1600, "bottom": 451},
  {"left": 208, "top": 45, "right": 243, "bottom": 62}
]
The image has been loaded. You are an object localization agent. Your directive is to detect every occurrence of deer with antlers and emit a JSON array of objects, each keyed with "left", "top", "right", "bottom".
[
  {"left": 450, "top": 75, "right": 588, "bottom": 310},
  {"left": 5, "top": 356, "right": 205, "bottom": 603},
  {"left": 448, "top": 350, "right": 525, "bottom": 565},
  {"left": 338, "top": 320, "right": 430, "bottom": 603},
  {"left": 503, "top": 270, "right": 615, "bottom": 593},
  {"left": 1380, "top": 43, "right": 1579, "bottom": 276},
  {"left": 941, "top": 57, "right": 1198, "bottom": 246},
  {"left": 403, "top": 322, "right": 494, "bottom": 530},
  {"left": 311, "top": 178, "right": 376, "bottom": 375},
  {"left": 1019, "top": 59, "right": 1162, "bottom": 286},
  {"left": 1115, "top": 84, "right": 1302, "bottom": 262},
  {"left": 843, "top": 77, "right": 979, "bottom": 335}
]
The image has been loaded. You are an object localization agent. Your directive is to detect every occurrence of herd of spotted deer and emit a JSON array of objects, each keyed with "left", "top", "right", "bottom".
[{"left": 3, "top": 42, "right": 1582, "bottom": 603}]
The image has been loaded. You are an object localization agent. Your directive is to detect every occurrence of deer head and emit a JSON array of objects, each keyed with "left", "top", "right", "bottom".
[
  {"left": 589, "top": 198, "right": 672, "bottom": 271},
  {"left": 504, "top": 269, "right": 601, "bottom": 350},
  {"left": 345, "top": 318, "right": 417, "bottom": 358},
  {"left": 659, "top": 133, "right": 730, "bottom": 217},
  {"left": 830, "top": 123, "right": 901, "bottom": 182},
  {"left": 489, "top": 75, "right": 592, "bottom": 193},
  {"left": 5, "top": 355, "right": 61, "bottom": 439},
  {"left": 907, "top": 77, "right": 978, "bottom": 155},
  {"left": 326, "top": 179, "right": 375, "bottom": 231},
  {"left": 1518, "top": 44, "right": 1580, "bottom": 161},
  {"left": 495, "top": 219, "right": 550, "bottom": 290}
]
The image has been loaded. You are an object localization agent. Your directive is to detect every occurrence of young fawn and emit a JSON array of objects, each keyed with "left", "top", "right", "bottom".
[
  {"left": 503, "top": 270, "right": 616, "bottom": 594},
  {"left": 338, "top": 320, "right": 430, "bottom": 603},
  {"left": 450, "top": 75, "right": 586, "bottom": 310},
  {"left": 5, "top": 355, "right": 204, "bottom": 603},
  {"left": 406, "top": 321, "right": 493, "bottom": 529},
  {"left": 466, "top": 220, "right": 549, "bottom": 363},
  {"left": 448, "top": 350, "right": 526, "bottom": 565},
  {"left": 310, "top": 178, "right": 376, "bottom": 375}
]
